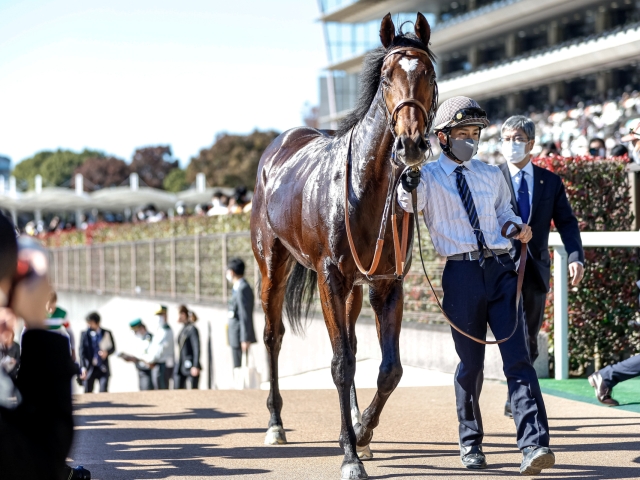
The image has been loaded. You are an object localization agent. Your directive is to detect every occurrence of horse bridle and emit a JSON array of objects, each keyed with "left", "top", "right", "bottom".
[{"left": 344, "top": 46, "right": 438, "bottom": 281}]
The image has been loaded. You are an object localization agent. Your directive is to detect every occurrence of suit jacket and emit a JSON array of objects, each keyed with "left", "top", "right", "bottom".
[
  {"left": 79, "top": 328, "right": 116, "bottom": 376},
  {"left": 227, "top": 278, "right": 257, "bottom": 348},
  {"left": 177, "top": 323, "right": 201, "bottom": 376},
  {"left": 499, "top": 162, "right": 584, "bottom": 292}
]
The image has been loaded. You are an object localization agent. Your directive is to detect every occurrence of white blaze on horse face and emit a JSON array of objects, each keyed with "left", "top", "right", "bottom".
[{"left": 399, "top": 57, "right": 419, "bottom": 77}]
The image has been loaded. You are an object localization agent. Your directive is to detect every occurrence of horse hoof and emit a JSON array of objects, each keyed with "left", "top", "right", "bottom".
[
  {"left": 357, "top": 443, "right": 373, "bottom": 460},
  {"left": 264, "top": 425, "right": 287, "bottom": 445},
  {"left": 341, "top": 462, "right": 368, "bottom": 479}
]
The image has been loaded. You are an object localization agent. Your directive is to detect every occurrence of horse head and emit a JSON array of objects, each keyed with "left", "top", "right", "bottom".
[{"left": 379, "top": 13, "right": 437, "bottom": 168}]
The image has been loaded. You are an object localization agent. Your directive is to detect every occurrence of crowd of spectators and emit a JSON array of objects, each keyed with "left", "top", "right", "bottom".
[{"left": 476, "top": 90, "right": 640, "bottom": 164}]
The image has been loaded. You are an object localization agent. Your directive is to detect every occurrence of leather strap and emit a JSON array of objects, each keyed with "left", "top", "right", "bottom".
[
  {"left": 412, "top": 188, "right": 527, "bottom": 346},
  {"left": 390, "top": 99, "right": 429, "bottom": 128},
  {"left": 344, "top": 128, "right": 412, "bottom": 279}
]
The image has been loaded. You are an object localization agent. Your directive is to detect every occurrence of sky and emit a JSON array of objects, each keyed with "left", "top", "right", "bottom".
[{"left": 0, "top": 0, "right": 326, "bottom": 168}]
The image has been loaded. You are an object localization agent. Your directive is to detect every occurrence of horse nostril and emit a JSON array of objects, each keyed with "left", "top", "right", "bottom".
[{"left": 417, "top": 136, "right": 428, "bottom": 152}]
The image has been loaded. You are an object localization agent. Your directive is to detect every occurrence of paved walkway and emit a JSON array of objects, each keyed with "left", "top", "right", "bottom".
[{"left": 71, "top": 384, "right": 640, "bottom": 479}]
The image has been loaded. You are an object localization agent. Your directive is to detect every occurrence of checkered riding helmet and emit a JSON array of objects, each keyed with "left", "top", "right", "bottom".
[{"left": 433, "top": 96, "right": 490, "bottom": 132}]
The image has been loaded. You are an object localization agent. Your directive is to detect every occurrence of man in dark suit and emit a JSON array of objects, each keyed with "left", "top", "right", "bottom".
[
  {"left": 79, "top": 312, "right": 116, "bottom": 393},
  {"left": 175, "top": 305, "right": 201, "bottom": 389},
  {"left": 226, "top": 258, "right": 256, "bottom": 368},
  {"left": 498, "top": 115, "right": 584, "bottom": 417}
]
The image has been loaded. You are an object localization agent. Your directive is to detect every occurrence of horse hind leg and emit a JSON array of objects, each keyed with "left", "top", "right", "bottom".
[{"left": 255, "top": 237, "right": 291, "bottom": 445}]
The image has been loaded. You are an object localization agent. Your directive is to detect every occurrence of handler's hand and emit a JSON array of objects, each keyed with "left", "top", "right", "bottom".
[
  {"left": 515, "top": 224, "right": 532, "bottom": 243},
  {"left": 569, "top": 261, "right": 584, "bottom": 286},
  {"left": 401, "top": 169, "right": 421, "bottom": 193}
]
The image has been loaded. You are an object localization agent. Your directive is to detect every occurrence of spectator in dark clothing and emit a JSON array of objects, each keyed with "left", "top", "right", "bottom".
[
  {"left": 226, "top": 258, "right": 256, "bottom": 368},
  {"left": 610, "top": 144, "right": 629, "bottom": 159},
  {"left": 79, "top": 312, "right": 116, "bottom": 393},
  {"left": 175, "top": 305, "right": 201, "bottom": 389},
  {"left": 539, "top": 141, "right": 560, "bottom": 157},
  {"left": 0, "top": 216, "right": 89, "bottom": 480}
]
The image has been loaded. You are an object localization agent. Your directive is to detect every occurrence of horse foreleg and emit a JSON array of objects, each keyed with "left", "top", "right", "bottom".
[
  {"left": 354, "top": 281, "right": 404, "bottom": 452},
  {"left": 318, "top": 267, "right": 367, "bottom": 480},
  {"left": 258, "top": 240, "right": 290, "bottom": 445}
]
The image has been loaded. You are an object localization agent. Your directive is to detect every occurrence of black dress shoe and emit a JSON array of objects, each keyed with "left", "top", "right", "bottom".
[
  {"left": 504, "top": 400, "right": 513, "bottom": 418},
  {"left": 588, "top": 372, "right": 620, "bottom": 406},
  {"left": 520, "top": 446, "right": 555, "bottom": 475},
  {"left": 460, "top": 444, "right": 487, "bottom": 469}
]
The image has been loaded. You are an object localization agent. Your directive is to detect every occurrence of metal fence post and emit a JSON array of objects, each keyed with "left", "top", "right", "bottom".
[
  {"left": 170, "top": 238, "right": 176, "bottom": 298},
  {"left": 115, "top": 245, "right": 120, "bottom": 293},
  {"left": 131, "top": 244, "right": 136, "bottom": 295},
  {"left": 222, "top": 234, "right": 228, "bottom": 302},
  {"left": 62, "top": 249, "right": 68, "bottom": 290},
  {"left": 100, "top": 246, "right": 105, "bottom": 292},
  {"left": 86, "top": 248, "right": 91, "bottom": 292},
  {"left": 75, "top": 249, "right": 80, "bottom": 291},
  {"left": 553, "top": 246, "right": 569, "bottom": 380},
  {"left": 53, "top": 250, "right": 59, "bottom": 289},
  {"left": 194, "top": 235, "right": 200, "bottom": 301},
  {"left": 150, "top": 240, "right": 155, "bottom": 297}
]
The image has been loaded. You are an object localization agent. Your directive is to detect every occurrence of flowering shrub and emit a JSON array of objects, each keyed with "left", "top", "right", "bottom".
[{"left": 534, "top": 155, "right": 639, "bottom": 374}]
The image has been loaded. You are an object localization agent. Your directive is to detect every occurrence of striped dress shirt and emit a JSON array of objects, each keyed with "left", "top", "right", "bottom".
[{"left": 397, "top": 153, "right": 522, "bottom": 257}]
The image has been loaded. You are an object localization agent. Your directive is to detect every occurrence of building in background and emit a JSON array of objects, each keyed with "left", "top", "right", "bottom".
[{"left": 317, "top": 0, "right": 640, "bottom": 129}]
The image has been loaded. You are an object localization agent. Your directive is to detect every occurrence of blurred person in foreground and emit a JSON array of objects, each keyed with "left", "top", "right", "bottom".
[
  {"left": 79, "top": 312, "right": 115, "bottom": 393},
  {"left": 498, "top": 116, "right": 584, "bottom": 418},
  {"left": 0, "top": 310, "right": 20, "bottom": 381},
  {"left": 175, "top": 306, "right": 201, "bottom": 389},
  {"left": 398, "top": 98, "right": 552, "bottom": 475},
  {"left": 0, "top": 215, "right": 89, "bottom": 479},
  {"left": 226, "top": 258, "right": 256, "bottom": 369},
  {"left": 119, "top": 319, "right": 154, "bottom": 391}
]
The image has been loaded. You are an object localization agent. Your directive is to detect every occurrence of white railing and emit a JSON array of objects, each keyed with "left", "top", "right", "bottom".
[{"left": 549, "top": 231, "right": 640, "bottom": 380}]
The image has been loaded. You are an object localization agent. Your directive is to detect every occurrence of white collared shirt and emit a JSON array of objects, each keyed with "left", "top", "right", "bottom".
[
  {"left": 507, "top": 160, "right": 534, "bottom": 220},
  {"left": 397, "top": 153, "right": 521, "bottom": 257}
]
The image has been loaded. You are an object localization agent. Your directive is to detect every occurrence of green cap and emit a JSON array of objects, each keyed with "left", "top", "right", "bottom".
[{"left": 129, "top": 318, "right": 143, "bottom": 328}]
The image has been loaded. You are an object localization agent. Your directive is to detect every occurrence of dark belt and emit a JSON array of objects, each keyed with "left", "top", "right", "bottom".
[{"left": 447, "top": 248, "right": 511, "bottom": 261}]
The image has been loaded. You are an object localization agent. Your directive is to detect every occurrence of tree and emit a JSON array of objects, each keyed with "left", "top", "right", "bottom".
[
  {"left": 163, "top": 168, "right": 188, "bottom": 192},
  {"left": 186, "top": 129, "right": 279, "bottom": 189},
  {"left": 72, "top": 156, "right": 130, "bottom": 191},
  {"left": 12, "top": 149, "right": 103, "bottom": 190},
  {"left": 130, "top": 146, "right": 178, "bottom": 189}
]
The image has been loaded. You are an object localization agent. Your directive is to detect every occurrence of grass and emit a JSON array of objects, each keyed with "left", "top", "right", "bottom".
[{"left": 539, "top": 377, "right": 640, "bottom": 414}]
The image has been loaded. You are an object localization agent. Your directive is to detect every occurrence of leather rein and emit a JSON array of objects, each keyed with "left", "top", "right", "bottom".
[
  {"left": 343, "top": 47, "right": 527, "bottom": 345},
  {"left": 343, "top": 47, "right": 435, "bottom": 281}
]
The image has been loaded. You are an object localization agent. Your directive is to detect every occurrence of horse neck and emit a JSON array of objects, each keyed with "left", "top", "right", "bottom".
[{"left": 350, "top": 88, "right": 395, "bottom": 202}]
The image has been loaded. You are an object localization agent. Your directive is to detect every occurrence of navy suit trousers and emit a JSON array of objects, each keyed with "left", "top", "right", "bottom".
[
  {"left": 442, "top": 255, "right": 550, "bottom": 450},
  {"left": 600, "top": 354, "right": 640, "bottom": 388}
]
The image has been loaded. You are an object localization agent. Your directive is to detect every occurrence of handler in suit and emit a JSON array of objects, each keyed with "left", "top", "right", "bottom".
[
  {"left": 498, "top": 115, "right": 584, "bottom": 417},
  {"left": 226, "top": 258, "right": 256, "bottom": 368},
  {"left": 175, "top": 305, "right": 201, "bottom": 389},
  {"left": 79, "top": 311, "right": 116, "bottom": 393}
]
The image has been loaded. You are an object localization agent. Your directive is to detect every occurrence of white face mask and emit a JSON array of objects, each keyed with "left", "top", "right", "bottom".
[
  {"left": 226, "top": 271, "right": 234, "bottom": 283},
  {"left": 502, "top": 142, "right": 527, "bottom": 163}
]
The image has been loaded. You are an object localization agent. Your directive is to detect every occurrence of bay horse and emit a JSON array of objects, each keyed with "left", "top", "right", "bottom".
[{"left": 250, "top": 13, "right": 437, "bottom": 480}]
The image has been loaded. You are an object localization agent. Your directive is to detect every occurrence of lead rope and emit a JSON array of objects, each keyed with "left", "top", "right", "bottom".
[{"left": 410, "top": 189, "right": 527, "bottom": 345}]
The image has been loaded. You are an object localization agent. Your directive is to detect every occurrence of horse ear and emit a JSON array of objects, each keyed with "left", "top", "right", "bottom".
[
  {"left": 414, "top": 12, "right": 431, "bottom": 45},
  {"left": 379, "top": 13, "right": 395, "bottom": 49}
]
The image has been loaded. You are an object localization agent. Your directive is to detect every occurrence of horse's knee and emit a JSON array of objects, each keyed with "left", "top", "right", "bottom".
[{"left": 377, "top": 362, "right": 403, "bottom": 394}]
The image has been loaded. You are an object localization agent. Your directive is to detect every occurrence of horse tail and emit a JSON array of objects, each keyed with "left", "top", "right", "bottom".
[{"left": 283, "top": 262, "right": 317, "bottom": 336}]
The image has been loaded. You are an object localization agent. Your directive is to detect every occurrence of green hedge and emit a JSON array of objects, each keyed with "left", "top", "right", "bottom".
[
  {"left": 41, "top": 214, "right": 252, "bottom": 248},
  {"left": 535, "top": 156, "right": 640, "bottom": 375}
]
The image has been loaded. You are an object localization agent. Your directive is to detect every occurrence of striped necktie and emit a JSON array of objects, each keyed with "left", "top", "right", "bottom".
[{"left": 454, "top": 165, "right": 486, "bottom": 268}]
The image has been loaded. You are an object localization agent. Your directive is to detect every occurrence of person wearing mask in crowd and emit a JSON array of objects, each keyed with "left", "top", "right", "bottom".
[
  {"left": 621, "top": 120, "right": 640, "bottom": 164},
  {"left": 398, "top": 97, "right": 553, "bottom": 475},
  {"left": 79, "top": 312, "right": 115, "bottom": 393},
  {"left": 45, "top": 291, "right": 77, "bottom": 362},
  {"left": 498, "top": 116, "right": 584, "bottom": 418},
  {"left": 175, "top": 306, "right": 201, "bottom": 389},
  {"left": 119, "top": 319, "right": 154, "bottom": 391},
  {"left": 147, "top": 305, "right": 175, "bottom": 389},
  {"left": 588, "top": 138, "right": 606, "bottom": 158},
  {"left": 208, "top": 191, "right": 229, "bottom": 216},
  {"left": 0, "top": 216, "right": 89, "bottom": 479},
  {"left": 226, "top": 258, "right": 256, "bottom": 369},
  {"left": 0, "top": 309, "right": 20, "bottom": 381}
]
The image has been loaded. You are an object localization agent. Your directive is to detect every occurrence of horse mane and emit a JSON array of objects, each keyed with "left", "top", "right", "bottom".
[{"left": 336, "top": 31, "right": 437, "bottom": 138}]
